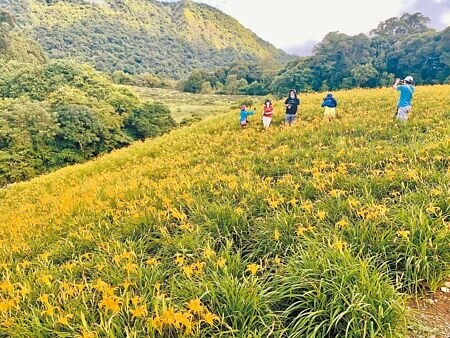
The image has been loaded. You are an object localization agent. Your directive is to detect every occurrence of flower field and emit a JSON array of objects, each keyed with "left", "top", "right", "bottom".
[{"left": 0, "top": 85, "right": 448, "bottom": 337}]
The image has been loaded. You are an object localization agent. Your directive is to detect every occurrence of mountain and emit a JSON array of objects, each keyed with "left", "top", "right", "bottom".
[
  {"left": 0, "top": 0, "right": 291, "bottom": 79},
  {"left": 0, "top": 10, "right": 46, "bottom": 63}
]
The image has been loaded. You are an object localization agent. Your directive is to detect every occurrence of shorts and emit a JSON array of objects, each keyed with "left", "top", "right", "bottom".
[
  {"left": 262, "top": 116, "right": 272, "bottom": 128},
  {"left": 396, "top": 106, "right": 411, "bottom": 122},
  {"left": 285, "top": 114, "right": 297, "bottom": 125},
  {"left": 324, "top": 107, "right": 336, "bottom": 119}
]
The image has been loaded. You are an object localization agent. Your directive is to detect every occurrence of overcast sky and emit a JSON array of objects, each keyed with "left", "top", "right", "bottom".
[{"left": 183, "top": 0, "right": 450, "bottom": 55}]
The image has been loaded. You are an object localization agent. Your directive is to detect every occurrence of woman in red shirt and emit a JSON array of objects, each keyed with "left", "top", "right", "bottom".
[{"left": 262, "top": 100, "right": 274, "bottom": 129}]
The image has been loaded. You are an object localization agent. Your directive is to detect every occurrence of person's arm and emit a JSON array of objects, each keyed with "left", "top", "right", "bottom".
[
  {"left": 321, "top": 100, "right": 326, "bottom": 107},
  {"left": 393, "top": 78, "right": 401, "bottom": 89}
]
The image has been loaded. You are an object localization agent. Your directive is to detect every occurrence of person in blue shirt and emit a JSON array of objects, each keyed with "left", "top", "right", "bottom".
[
  {"left": 393, "top": 76, "right": 415, "bottom": 122},
  {"left": 321, "top": 93, "right": 338, "bottom": 121},
  {"left": 239, "top": 105, "right": 254, "bottom": 128}
]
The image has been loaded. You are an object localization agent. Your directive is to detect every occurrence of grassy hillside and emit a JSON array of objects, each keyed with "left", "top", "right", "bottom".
[
  {"left": 0, "top": 85, "right": 448, "bottom": 336},
  {"left": 2, "top": 0, "right": 290, "bottom": 78},
  {"left": 133, "top": 87, "right": 263, "bottom": 123}
]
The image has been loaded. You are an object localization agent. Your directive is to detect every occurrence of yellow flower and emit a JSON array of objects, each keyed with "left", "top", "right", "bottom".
[
  {"left": 288, "top": 198, "right": 298, "bottom": 206},
  {"left": 161, "top": 307, "right": 177, "bottom": 325},
  {"left": 121, "top": 279, "right": 133, "bottom": 290},
  {"left": 246, "top": 263, "right": 259, "bottom": 276},
  {"left": 216, "top": 257, "right": 226, "bottom": 268},
  {"left": 41, "top": 304, "right": 57, "bottom": 317},
  {"left": 183, "top": 265, "right": 194, "bottom": 278},
  {"left": 330, "top": 238, "right": 347, "bottom": 252},
  {"left": 0, "top": 281, "right": 14, "bottom": 294},
  {"left": 56, "top": 314, "right": 73, "bottom": 326},
  {"left": 123, "top": 262, "right": 138, "bottom": 274},
  {"left": 273, "top": 256, "right": 281, "bottom": 266},
  {"left": 175, "top": 311, "right": 193, "bottom": 334},
  {"left": 201, "top": 311, "right": 219, "bottom": 325},
  {"left": 175, "top": 254, "right": 186, "bottom": 266},
  {"left": 203, "top": 248, "right": 215, "bottom": 259},
  {"left": 78, "top": 330, "right": 95, "bottom": 338},
  {"left": 94, "top": 263, "right": 105, "bottom": 272},
  {"left": 0, "top": 299, "right": 15, "bottom": 312},
  {"left": 397, "top": 230, "right": 410, "bottom": 239},
  {"left": 99, "top": 296, "right": 121, "bottom": 314},
  {"left": 187, "top": 298, "right": 204, "bottom": 314},
  {"left": 426, "top": 204, "right": 440, "bottom": 214},
  {"left": 151, "top": 315, "right": 163, "bottom": 333},
  {"left": 335, "top": 219, "right": 349, "bottom": 228},
  {"left": 38, "top": 274, "right": 53, "bottom": 287},
  {"left": 130, "top": 305, "right": 147, "bottom": 319},
  {"left": 0, "top": 319, "right": 14, "bottom": 328},
  {"left": 193, "top": 261, "right": 205, "bottom": 275},
  {"left": 146, "top": 257, "right": 159, "bottom": 267},
  {"left": 316, "top": 210, "right": 327, "bottom": 221},
  {"left": 38, "top": 293, "right": 50, "bottom": 304},
  {"left": 274, "top": 228, "right": 280, "bottom": 241}
]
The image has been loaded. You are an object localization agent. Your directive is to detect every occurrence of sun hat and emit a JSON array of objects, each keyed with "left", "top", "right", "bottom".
[{"left": 404, "top": 76, "right": 413, "bottom": 83}]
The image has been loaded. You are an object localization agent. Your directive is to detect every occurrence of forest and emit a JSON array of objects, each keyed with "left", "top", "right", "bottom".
[
  {"left": 0, "top": 10, "right": 176, "bottom": 186},
  {"left": 181, "top": 13, "right": 450, "bottom": 96}
]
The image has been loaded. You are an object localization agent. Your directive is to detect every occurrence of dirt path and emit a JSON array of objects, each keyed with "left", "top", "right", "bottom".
[{"left": 409, "top": 290, "right": 450, "bottom": 338}]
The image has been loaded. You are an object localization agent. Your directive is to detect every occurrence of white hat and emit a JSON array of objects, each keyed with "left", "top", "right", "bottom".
[{"left": 404, "top": 76, "right": 413, "bottom": 83}]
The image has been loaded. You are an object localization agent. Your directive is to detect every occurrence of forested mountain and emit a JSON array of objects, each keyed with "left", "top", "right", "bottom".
[
  {"left": 0, "top": 0, "right": 290, "bottom": 79},
  {"left": 0, "top": 10, "right": 176, "bottom": 186},
  {"left": 0, "top": 10, "right": 46, "bottom": 63}
]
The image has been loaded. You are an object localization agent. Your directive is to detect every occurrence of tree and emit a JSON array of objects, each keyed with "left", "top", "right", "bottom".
[
  {"left": 370, "top": 12, "right": 431, "bottom": 37},
  {"left": 351, "top": 63, "right": 378, "bottom": 87},
  {"left": 55, "top": 104, "right": 105, "bottom": 155},
  {"left": 125, "top": 102, "right": 176, "bottom": 140}
]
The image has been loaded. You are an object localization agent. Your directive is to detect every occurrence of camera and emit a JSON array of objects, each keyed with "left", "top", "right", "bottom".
[{"left": 398, "top": 80, "right": 404, "bottom": 85}]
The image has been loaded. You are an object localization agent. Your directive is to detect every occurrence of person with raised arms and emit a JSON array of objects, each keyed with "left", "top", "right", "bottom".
[{"left": 393, "top": 76, "right": 415, "bottom": 122}]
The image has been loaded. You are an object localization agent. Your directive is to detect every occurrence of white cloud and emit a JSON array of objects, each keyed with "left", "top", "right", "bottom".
[
  {"left": 443, "top": 12, "right": 450, "bottom": 25},
  {"left": 196, "top": 0, "right": 411, "bottom": 49}
]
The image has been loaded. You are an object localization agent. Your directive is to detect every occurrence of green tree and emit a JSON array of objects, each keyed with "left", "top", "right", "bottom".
[{"left": 125, "top": 102, "right": 176, "bottom": 140}]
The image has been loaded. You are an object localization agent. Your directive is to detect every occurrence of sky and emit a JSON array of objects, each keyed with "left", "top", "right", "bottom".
[{"left": 183, "top": 0, "right": 450, "bottom": 55}]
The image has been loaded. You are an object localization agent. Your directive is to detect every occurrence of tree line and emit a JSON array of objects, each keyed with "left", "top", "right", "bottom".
[{"left": 181, "top": 13, "right": 450, "bottom": 96}]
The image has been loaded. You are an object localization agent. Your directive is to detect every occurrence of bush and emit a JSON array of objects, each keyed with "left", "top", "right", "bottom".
[{"left": 125, "top": 102, "right": 177, "bottom": 140}]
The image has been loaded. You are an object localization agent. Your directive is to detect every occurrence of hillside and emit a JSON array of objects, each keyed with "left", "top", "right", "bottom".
[
  {"left": 0, "top": 9, "right": 46, "bottom": 63},
  {"left": 1, "top": 0, "right": 290, "bottom": 78},
  {"left": 0, "top": 85, "right": 448, "bottom": 336}
]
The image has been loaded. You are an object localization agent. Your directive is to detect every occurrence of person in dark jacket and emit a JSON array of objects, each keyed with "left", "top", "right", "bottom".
[
  {"left": 284, "top": 89, "right": 300, "bottom": 126},
  {"left": 321, "top": 93, "right": 337, "bottom": 121}
]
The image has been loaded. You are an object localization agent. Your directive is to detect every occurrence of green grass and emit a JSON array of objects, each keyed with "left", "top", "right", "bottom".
[{"left": 133, "top": 87, "right": 264, "bottom": 123}]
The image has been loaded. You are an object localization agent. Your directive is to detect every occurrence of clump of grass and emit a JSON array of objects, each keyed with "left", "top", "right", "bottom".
[{"left": 276, "top": 244, "right": 406, "bottom": 338}]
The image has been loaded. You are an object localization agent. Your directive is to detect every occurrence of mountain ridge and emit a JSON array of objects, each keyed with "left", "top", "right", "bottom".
[{"left": 0, "top": 0, "right": 291, "bottom": 78}]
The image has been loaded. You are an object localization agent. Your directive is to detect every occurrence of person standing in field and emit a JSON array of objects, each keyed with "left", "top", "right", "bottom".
[
  {"left": 393, "top": 76, "right": 415, "bottom": 122},
  {"left": 321, "top": 93, "right": 338, "bottom": 121},
  {"left": 284, "top": 89, "right": 300, "bottom": 126},
  {"left": 239, "top": 104, "right": 254, "bottom": 128},
  {"left": 262, "top": 100, "right": 274, "bottom": 129}
]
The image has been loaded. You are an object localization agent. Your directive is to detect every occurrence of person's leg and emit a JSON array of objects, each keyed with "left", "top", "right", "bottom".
[
  {"left": 396, "top": 107, "right": 409, "bottom": 122},
  {"left": 285, "top": 114, "right": 291, "bottom": 125}
]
